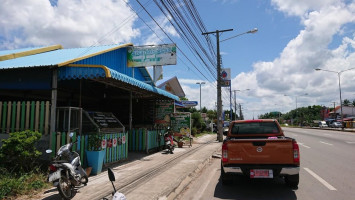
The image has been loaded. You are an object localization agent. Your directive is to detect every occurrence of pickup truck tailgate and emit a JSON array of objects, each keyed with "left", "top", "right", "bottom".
[{"left": 226, "top": 138, "right": 294, "bottom": 164}]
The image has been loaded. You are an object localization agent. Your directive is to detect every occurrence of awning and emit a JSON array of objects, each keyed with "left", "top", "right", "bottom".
[{"left": 58, "top": 65, "right": 179, "bottom": 101}]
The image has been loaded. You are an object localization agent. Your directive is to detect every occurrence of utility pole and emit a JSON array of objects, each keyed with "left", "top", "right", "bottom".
[
  {"left": 234, "top": 90, "right": 237, "bottom": 120},
  {"left": 202, "top": 29, "right": 233, "bottom": 142}
]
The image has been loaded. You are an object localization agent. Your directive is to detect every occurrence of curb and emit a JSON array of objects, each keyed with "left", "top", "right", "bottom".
[{"left": 165, "top": 146, "right": 222, "bottom": 200}]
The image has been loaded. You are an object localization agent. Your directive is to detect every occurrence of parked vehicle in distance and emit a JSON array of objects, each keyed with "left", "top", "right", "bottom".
[
  {"left": 221, "top": 119, "right": 300, "bottom": 188},
  {"left": 223, "top": 121, "right": 230, "bottom": 135},
  {"left": 318, "top": 121, "right": 328, "bottom": 128},
  {"left": 330, "top": 121, "right": 342, "bottom": 128}
]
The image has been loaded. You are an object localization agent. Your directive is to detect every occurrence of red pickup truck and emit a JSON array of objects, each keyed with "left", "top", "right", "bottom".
[{"left": 221, "top": 119, "right": 300, "bottom": 188}]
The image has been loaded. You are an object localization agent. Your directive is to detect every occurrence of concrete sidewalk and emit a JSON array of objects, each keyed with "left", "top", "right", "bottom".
[{"left": 29, "top": 134, "right": 221, "bottom": 200}]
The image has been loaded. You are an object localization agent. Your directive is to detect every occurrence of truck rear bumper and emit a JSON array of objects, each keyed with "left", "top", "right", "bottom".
[{"left": 223, "top": 164, "right": 299, "bottom": 176}]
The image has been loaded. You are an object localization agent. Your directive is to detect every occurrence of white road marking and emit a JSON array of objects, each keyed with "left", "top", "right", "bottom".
[
  {"left": 324, "top": 134, "right": 331, "bottom": 136},
  {"left": 346, "top": 141, "right": 355, "bottom": 144},
  {"left": 320, "top": 141, "right": 333, "bottom": 146},
  {"left": 304, "top": 168, "right": 337, "bottom": 191},
  {"left": 298, "top": 143, "right": 311, "bottom": 149}
]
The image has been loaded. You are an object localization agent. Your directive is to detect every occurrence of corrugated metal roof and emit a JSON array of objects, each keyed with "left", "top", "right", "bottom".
[
  {"left": 0, "top": 43, "right": 132, "bottom": 69},
  {"left": 58, "top": 66, "right": 179, "bottom": 101},
  {"left": 110, "top": 69, "right": 179, "bottom": 101}
]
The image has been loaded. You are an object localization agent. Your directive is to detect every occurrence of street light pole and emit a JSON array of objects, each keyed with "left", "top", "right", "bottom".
[
  {"left": 203, "top": 28, "right": 257, "bottom": 142},
  {"left": 203, "top": 29, "right": 233, "bottom": 142},
  {"left": 196, "top": 82, "right": 205, "bottom": 111},
  {"left": 315, "top": 67, "right": 355, "bottom": 130},
  {"left": 233, "top": 89, "right": 250, "bottom": 120}
]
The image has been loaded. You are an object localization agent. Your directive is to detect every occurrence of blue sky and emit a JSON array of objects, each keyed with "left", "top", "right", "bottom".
[{"left": 1, "top": 0, "right": 355, "bottom": 119}]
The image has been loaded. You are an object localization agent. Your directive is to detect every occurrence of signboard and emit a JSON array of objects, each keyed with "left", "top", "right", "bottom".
[
  {"left": 155, "top": 100, "right": 174, "bottom": 124},
  {"left": 221, "top": 80, "right": 231, "bottom": 87},
  {"left": 127, "top": 44, "right": 177, "bottom": 67},
  {"left": 221, "top": 68, "right": 231, "bottom": 87},
  {"left": 88, "top": 112, "right": 121, "bottom": 129},
  {"left": 221, "top": 68, "right": 231, "bottom": 80},
  {"left": 180, "top": 101, "right": 198, "bottom": 108},
  {"left": 171, "top": 112, "right": 191, "bottom": 137}
]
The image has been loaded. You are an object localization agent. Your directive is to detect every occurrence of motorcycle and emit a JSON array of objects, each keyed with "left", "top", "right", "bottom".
[
  {"left": 46, "top": 132, "right": 88, "bottom": 200},
  {"left": 164, "top": 129, "right": 175, "bottom": 154},
  {"left": 103, "top": 168, "right": 126, "bottom": 200}
]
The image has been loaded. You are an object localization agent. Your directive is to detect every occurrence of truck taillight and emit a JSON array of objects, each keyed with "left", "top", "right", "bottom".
[
  {"left": 222, "top": 142, "right": 228, "bottom": 162},
  {"left": 293, "top": 140, "right": 300, "bottom": 164}
]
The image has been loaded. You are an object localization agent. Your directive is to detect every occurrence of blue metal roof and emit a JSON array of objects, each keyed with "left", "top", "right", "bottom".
[
  {"left": 0, "top": 43, "right": 177, "bottom": 100},
  {"left": 0, "top": 43, "right": 132, "bottom": 69},
  {"left": 58, "top": 66, "right": 178, "bottom": 101},
  {"left": 109, "top": 69, "right": 179, "bottom": 101}
]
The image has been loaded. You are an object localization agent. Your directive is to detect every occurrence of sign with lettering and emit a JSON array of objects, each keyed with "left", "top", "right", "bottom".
[
  {"left": 155, "top": 100, "right": 174, "bottom": 124},
  {"left": 88, "top": 112, "right": 121, "bottom": 129},
  {"left": 170, "top": 112, "right": 191, "bottom": 137},
  {"left": 127, "top": 44, "right": 177, "bottom": 67}
]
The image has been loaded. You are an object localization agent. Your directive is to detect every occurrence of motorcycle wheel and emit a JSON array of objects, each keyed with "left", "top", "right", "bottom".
[
  {"left": 80, "top": 175, "right": 88, "bottom": 185},
  {"left": 57, "top": 174, "right": 73, "bottom": 200}
]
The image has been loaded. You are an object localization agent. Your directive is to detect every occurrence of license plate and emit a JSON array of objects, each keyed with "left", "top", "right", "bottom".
[
  {"left": 250, "top": 169, "right": 273, "bottom": 178},
  {"left": 48, "top": 170, "right": 61, "bottom": 182}
]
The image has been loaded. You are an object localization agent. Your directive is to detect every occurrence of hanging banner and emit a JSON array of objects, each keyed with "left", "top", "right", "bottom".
[{"left": 127, "top": 44, "right": 177, "bottom": 67}]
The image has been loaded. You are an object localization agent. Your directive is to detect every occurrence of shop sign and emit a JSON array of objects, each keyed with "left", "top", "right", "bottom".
[
  {"left": 180, "top": 101, "right": 198, "bottom": 108},
  {"left": 127, "top": 44, "right": 177, "bottom": 67},
  {"left": 171, "top": 112, "right": 191, "bottom": 137},
  {"left": 155, "top": 100, "right": 174, "bottom": 124}
]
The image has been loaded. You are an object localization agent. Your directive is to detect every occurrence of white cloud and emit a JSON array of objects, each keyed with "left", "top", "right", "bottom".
[
  {"left": 182, "top": 1, "right": 355, "bottom": 120},
  {"left": 0, "top": 0, "right": 140, "bottom": 49}
]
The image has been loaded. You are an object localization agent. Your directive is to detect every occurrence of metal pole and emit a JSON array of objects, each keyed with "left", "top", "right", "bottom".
[
  {"left": 338, "top": 73, "right": 344, "bottom": 130},
  {"left": 234, "top": 90, "right": 237, "bottom": 120},
  {"left": 230, "top": 84, "right": 232, "bottom": 121},
  {"left": 200, "top": 83, "right": 202, "bottom": 111}
]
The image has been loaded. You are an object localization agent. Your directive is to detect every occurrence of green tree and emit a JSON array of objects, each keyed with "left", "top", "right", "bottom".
[
  {"left": 0, "top": 130, "right": 42, "bottom": 172},
  {"left": 343, "top": 99, "right": 350, "bottom": 106},
  {"left": 352, "top": 99, "right": 355, "bottom": 107}
]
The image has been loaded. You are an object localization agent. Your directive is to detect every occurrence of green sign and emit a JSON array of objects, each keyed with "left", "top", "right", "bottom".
[
  {"left": 155, "top": 101, "right": 174, "bottom": 124},
  {"left": 127, "top": 44, "right": 177, "bottom": 67},
  {"left": 170, "top": 112, "right": 191, "bottom": 137}
]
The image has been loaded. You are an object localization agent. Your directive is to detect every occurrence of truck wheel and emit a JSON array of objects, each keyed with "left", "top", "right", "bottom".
[
  {"left": 285, "top": 174, "right": 299, "bottom": 188},
  {"left": 220, "top": 163, "right": 232, "bottom": 185}
]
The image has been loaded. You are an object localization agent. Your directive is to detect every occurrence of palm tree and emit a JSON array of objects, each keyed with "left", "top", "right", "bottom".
[{"left": 343, "top": 99, "right": 350, "bottom": 106}]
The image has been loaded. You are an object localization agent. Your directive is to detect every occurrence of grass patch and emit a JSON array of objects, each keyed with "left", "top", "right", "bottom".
[{"left": 0, "top": 168, "right": 51, "bottom": 200}]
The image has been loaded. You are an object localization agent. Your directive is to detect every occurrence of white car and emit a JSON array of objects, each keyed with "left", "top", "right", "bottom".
[{"left": 319, "top": 121, "right": 328, "bottom": 128}]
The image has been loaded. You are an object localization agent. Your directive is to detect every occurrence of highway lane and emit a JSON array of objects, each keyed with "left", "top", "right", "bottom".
[
  {"left": 177, "top": 128, "right": 355, "bottom": 200},
  {"left": 283, "top": 127, "right": 355, "bottom": 200}
]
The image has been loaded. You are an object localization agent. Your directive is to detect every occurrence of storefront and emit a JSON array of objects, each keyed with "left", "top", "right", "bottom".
[{"left": 0, "top": 44, "right": 179, "bottom": 167}]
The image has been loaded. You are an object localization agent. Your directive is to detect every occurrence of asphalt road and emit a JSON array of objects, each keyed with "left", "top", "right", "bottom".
[{"left": 177, "top": 128, "right": 355, "bottom": 200}]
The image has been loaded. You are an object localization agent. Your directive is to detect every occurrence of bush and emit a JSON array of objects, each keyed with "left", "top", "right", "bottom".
[
  {"left": 191, "top": 127, "right": 197, "bottom": 136},
  {"left": 0, "top": 167, "right": 50, "bottom": 199},
  {"left": 0, "top": 130, "right": 42, "bottom": 173}
]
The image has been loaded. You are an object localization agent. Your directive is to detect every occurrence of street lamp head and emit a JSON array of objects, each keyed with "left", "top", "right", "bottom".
[
  {"left": 248, "top": 28, "right": 258, "bottom": 34},
  {"left": 201, "top": 82, "right": 206, "bottom": 84},
  {"left": 315, "top": 68, "right": 321, "bottom": 71}
]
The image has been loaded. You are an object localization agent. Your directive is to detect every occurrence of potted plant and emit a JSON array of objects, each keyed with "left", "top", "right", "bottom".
[
  {"left": 86, "top": 133, "right": 106, "bottom": 175},
  {"left": 177, "top": 136, "right": 184, "bottom": 148}
]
